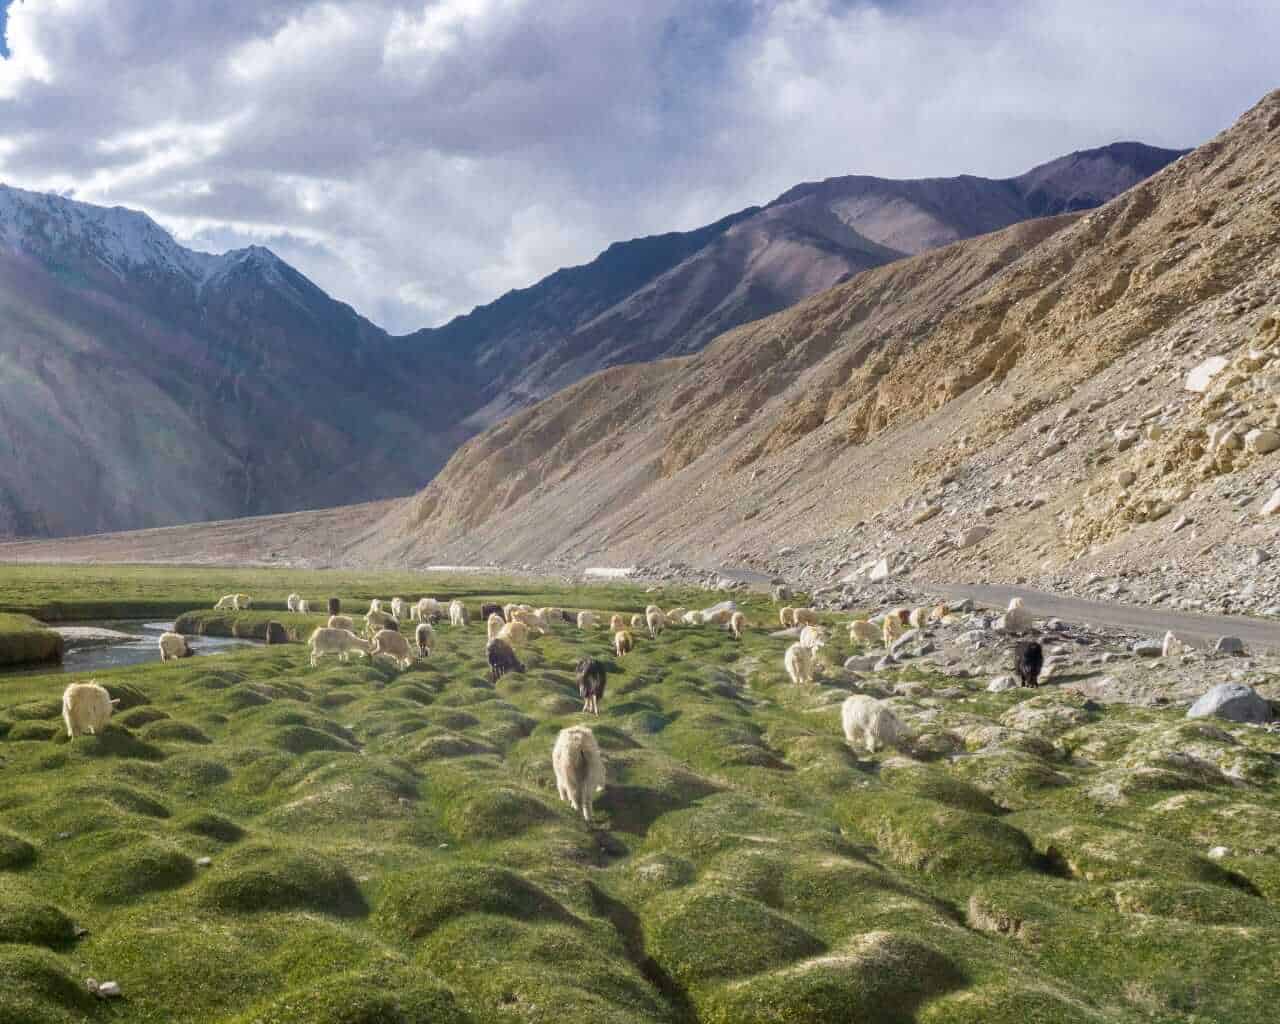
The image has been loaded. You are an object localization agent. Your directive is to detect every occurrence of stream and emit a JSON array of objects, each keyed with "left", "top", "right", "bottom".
[{"left": 48, "top": 621, "right": 262, "bottom": 674}]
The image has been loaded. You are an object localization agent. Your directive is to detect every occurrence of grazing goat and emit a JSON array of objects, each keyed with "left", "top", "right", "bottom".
[
  {"left": 848, "top": 620, "right": 879, "bottom": 644},
  {"left": 704, "top": 607, "right": 735, "bottom": 625},
  {"left": 309, "top": 628, "right": 371, "bottom": 667},
  {"left": 371, "top": 628, "right": 415, "bottom": 670},
  {"left": 841, "top": 695, "right": 906, "bottom": 754},
  {"left": 798, "top": 625, "right": 827, "bottom": 650},
  {"left": 665, "top": 608, "right": 687, "bottom": 626},
  {"left": 729, "top": 611, "right": 746, "bottom": 640},
  {"left": 158, "top": 632, "right": 190, "bottom": 662},
  {"left": 390, "top": 598, "right": 405, "bottom": 620},
  {"left": 486, "top": 638, "right": 525, "bottom": 682},
  {"left": 577, "top": 611, "right": 597, "bottom": 630},
  {"left": 882, "top": 614, "right": 904, "bottom": 647},
  {"left": 498, "top": 621, "right": 538, "bottom": 647},
  {"left": 487, "top": 613, "right": 505, "bottom": 641},
  {"left": 297, "top": 599, "right": 311, "bottom": 614},
  {"left": 630, "top": 613, "right": 645, "bottom": 630},
  {"left": 553, "top": 725, "right": 605, "bottom": 822},
  {"left": 646, "top": 608, "right": 665, "bottom": 639},
  {"left": 792, "top": 608, "right": 820, "bottom": 627},
  {"left": 62, "top": 681, "right": 118, "bottom": 737},
  {"left": 415, "top": 622, "right": 434, "bottom": 657},
  {"left": 681, "top": 610, "right": 704, "bottom": 626},
  {"left": 480, "top": 603, "right": 505, "bottom": 623},
  {"left": 784, "top": 642, "right": 815, "bottom": 685},
  {"left": 614, "top": 630, "right": 633, "bottom": 658},
  {"left": 1015, "top": 640, "right": 1044, "bottom": 688},
  {"left": 609, "top": 614, "right": 627, "bottom": 633},
  {"left": 365, "top": 610, "right": 399, "bottom": 637},
  {"left": 368, "top": 599, "right": 383, "bottom": 615},
  {"left": 779, "top": 606, "right": 795, "bottom": 628},
  {"left": 449, "top": 600, "right": 468, "bottom": 627},
  {"left": 908, "top": 607, "right": 929, "bottom": 629},
  {"left": 577, "top": 657, "right": 607, "bottom": 714},
  {"left": 287, "top": 593, "right": 301, "bottom": 613},
  {"left": 328, "top": 614, "right": 354, "bottom": 631}
]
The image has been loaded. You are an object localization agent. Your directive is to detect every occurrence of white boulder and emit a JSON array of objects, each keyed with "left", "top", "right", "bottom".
[{"left": 1184, "top": 356, "right": 1229, "bottom": 394}]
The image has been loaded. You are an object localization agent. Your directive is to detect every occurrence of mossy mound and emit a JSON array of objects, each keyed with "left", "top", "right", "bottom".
[
  {"left": 117, "top": 706, "right": 170, "bottom": 728},
  {"left": 701, "top": 931, "right": 964, "bottom": 1024},
  {"left": 196, "top": 845, "right": 366, "bottom": 917},
  {"left": 377, "top": 861, "right": 575, "bottom": 939},
  {"left": 0, "top": 945, "right": 96, "bottom": 1024},
  {"left": 141, "top": 719, "right": 212, "bottom": 744},
  {"left": 228, "top": 964, "right": 471, "bottom": 1024},
  {"left": 918, "top": 983, "right": 1121, "bottom": 1024},
  {"left": 0, "top": 881, "right": 77, "bottom": 948},
  {"left": 6, "top": 720, "right": 60, "bottom": 742},
  {"left": 178, "top": 810, "right": 246, "bottom": 843},
  {"left": 0, "top": 831, "right": 36, "bottom": 871},
  {"left": 75, "top": 839, "right": 195, "bottom": 904}
]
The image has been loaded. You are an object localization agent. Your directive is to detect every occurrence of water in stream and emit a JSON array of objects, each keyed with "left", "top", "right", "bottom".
[{"left": 51, "top": 621, "right": 261, "bottom": 674}]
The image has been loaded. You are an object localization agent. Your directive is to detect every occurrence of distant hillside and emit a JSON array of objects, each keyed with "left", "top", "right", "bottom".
[
  {"left": 357, "top": 93, "right": 1278, "bottom": 594},
  {"left": 0, "top": 139, "right": 1183, "bottom": 539}
]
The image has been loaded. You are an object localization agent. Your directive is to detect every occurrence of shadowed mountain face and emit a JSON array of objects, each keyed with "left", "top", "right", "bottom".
[{"left": 0, "top": 139, "right": 1184, "bottom": 539}]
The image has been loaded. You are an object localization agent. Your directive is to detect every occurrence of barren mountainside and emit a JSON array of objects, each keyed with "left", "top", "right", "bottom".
[
  {"left": 359, "top": 91, "right": 1280, "bottom": 594},
  {"left": 0, "top": 141, "right": 1182, "bottom": 540}
]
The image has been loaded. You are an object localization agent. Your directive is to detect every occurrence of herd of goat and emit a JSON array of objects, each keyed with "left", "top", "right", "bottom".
[{"left": 57, "top": 591, "right": 1044, "bottom": 823}]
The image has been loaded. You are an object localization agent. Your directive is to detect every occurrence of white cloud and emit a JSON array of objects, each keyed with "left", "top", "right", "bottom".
[{"left": 0, "top": 0, "right": 1276, "bottom": 333}]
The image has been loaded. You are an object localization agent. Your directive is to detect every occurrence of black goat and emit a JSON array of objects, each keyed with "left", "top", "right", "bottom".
[
  {"left": 486, "top": 637, "right": 525, "bottom": 682},
  {"left": 576, "top": 657, "right": 607, "bottom": 716},
  {"left": 1015, "top": 640, "right": 1044, "bottom": 688},
  {"left": 480, "top": 603, "right": 505, "bottom": 623}
]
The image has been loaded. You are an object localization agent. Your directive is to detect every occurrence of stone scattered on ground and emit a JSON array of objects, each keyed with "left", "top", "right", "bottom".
[{"left": 1187, "top": 682, "right": 1274, "bottom": 724}]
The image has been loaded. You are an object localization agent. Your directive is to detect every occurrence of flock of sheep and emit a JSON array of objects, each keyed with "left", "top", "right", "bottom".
[{"left": 55, "top": 590, "right": 956, "bottom": 824}]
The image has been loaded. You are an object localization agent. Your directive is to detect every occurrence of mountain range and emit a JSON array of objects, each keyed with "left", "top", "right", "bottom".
[{"left": 0, "top": 140, "right": 1185, "bottom": 538}]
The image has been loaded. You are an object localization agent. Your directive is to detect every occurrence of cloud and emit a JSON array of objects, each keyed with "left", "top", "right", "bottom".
[{"left": 0, "top": 0, "right": 1276, "bottom": 333}]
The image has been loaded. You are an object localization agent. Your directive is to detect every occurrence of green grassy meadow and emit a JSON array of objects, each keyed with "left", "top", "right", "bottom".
[
  {"left": 0, "top": 613, "right": 64, "bottom": 668},
  {"left": 1, "top": 568, "right": 1279, "bottom": 1022}
]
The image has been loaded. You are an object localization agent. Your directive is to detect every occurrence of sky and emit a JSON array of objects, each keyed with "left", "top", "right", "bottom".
[{"left": 0, "top": 2, "right": 1277, "bottom": 335}]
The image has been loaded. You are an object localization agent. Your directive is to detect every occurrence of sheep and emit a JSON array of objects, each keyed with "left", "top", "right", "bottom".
[
  {"left": 62, "top": 681, "right": 118, "bottom": 738},
  {"left": 792, "top": 608, "right": 820, "bottom": 627},
  {"left": 609, "top": 614, "right": 627, "bottom": 633},
  {"left": 577, "top": 611, "right": 597, "bottom": 630},
  {"left": 415, "top": 622, "right": 434, "bottom": 657},
  {"left": 630, "top": 613, "right": 645, "bottom": 630},
  {"left": 577, "top": 657, "right": 607, "bottom": 714},
  {"left": 798, "top": 625, "right": 827, "bottom": 650},
  {"left": 480, "top": 603, "right": 505, "bottom": 623},
  {"left": 784, "top": 642, "right": 815, "bottom": 685},
  {"left": 681, "top": 610, "right": 704, "bottom": 626},
  {"left": 390, "top": 597, "right": 406, "bottom": 620},
  {"left": 328, "top": 614, "right": 354, "bottom": 631},
  {"left": 309, "top": 627, "right": 371, "bottom": 667},
  {"left": 729, "top": 611, "right": 746, "bottom": 640},
  {"left": 158, "top": 632, "right": 191, "bottom": 662},
  {"left": 646, "top": 608, "right": 665, "bottom": 639},
  {"left": 552, "top": 725, "right": 605, "bottom": 823},
  {"left": 370, "top": 627, "right": 415, "bottom": 670},
  {"left": 365, "top": 610, "right": 399, "bottom": 637},
  {"left": 1015, "top": 640, "right": 1044, "bottom": 688},
  {"left": 665, "top": 608, "right": 687, "bottom": 626},
  {"left": 779, "top": 606, "right": 795, "bottom": 628},
  {"left": 487, "top": 613, "right": 505, "bottom": 641},
  {"left": 882, "top": 614, "right": 904, "bottom": 647},
  {"left": 841, "top": 695, "right": 906, "bottom": 754},
  {"left": 449, "top": 600, "right": 468, "bottom": 627},
  {"left": 486, "top": 637, "right": 525, "bottom": 682},
  {"left": 297, "top": 599, "right": 311, "bottom": 614},
  {"left": 848, "top": 620, "right": 879, "bottom": 644},
  {"left": 614, "top": 630, "right": 633, "bottom": 658},
  {"left": 286, "top": 593, "right": 301, "bottom": 613},
  {"left": 498, "top": 621, "right": 537, "bottom": 647}
]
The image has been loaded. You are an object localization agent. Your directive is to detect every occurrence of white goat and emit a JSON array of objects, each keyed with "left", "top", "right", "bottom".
[
  {"left": 798, "top": 625, "right": 827, "bottom": 650},
  {"left": 449, "top": 600, "right": 468, "bottom": 627},
  {"left": 371, "top": 628, "right": 415, "bottom": 670},
  {"left": 729, "top": 611, "right": 746, "bottom": 640},
  {"left": 415, "top": 622, "right": 434, "bottom": 657},
  {"left": 62, "top": 681, "right": 118, "bottom": 737},
  {"left": 646, "top": 608, "right": 665, "bottom": 639},
  {"left": 390, "top": 597, "right": 405, "bottom": 620},
  {"left": 158, "top": 632, "right": 190, "bottom": 662},
  {"left": 286, "top": 593, "right": 301, "bottom": 613},
  {"left": 309, "top": 628, "right": 371, "bottom": 667},
  {"left": 784, "top": 642, "right": 815, "bottom": 685},
  {"left": 328, "top": 614, "right": 354, "bottom": 631},
  {"left": 841, "top": 695, "right": 906, "bottom": 754},
  {"left": 552, "top": 725, "right": 605, "bottom": 823},
  {"left": 577, "top": 611, "right": 597, "bottom": 630}
]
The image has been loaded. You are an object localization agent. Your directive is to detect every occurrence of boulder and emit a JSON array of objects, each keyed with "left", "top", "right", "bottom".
[
  {"left": 327, "top": 597, "right": 341, "bottom": 616},
  {"left": 844, "top": 655, "right": 880, "bottom": 671},
  {"left": 700, "top": 600, "right": 738, "bottom": 622},
  {"left": 873, "top": 655, "right": 898, "bottom": 672},
  {"left": 913, "top": 504, "right": 942, "bottom": 525},
  {"left": 1116, "top": 470, "right": 1136, "bottom": 488},
  {"left": 1214, "top": 636, "right": 1246, "bottom": 656},
  {"left": 1261, "top": 488, "right": 1280, "bottom": 516},
  {"left": 997, "top": 604, "right": 1034, "bottom": 634},
  {"left": 868, "top": 557, "right": 894, "bottom": 581},
  {"left": 264, "top": 621, "right": 289, "bottom": 646},
  {"left": 1184, "top": 356, "right": 1230, "bottom": 394},
  {"left": 1186, "top": 683, "right": 1272, "bottom": 724},
  {"left": 955, "top": 525, "right": 992, "bottom": 549},
  {"left": 771, "top": 584, "right": 792, "bottom": 602},
  {"left": 1132, "top": 640, "right": 1163, "bottom": 657},
  {"left": 987, "top": 675, "right": 1018, "bottom": 692},
  {"left": 1246, "top": 428, "right": 1280, "bottom": 455}
]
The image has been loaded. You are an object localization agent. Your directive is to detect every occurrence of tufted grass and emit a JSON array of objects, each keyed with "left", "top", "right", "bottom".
[
  {"left": 0, "top": 575, "right": 1278, "bottom": 1021},
  {"left": 0, "top": 612, "right": 63, "bottom": 668}
]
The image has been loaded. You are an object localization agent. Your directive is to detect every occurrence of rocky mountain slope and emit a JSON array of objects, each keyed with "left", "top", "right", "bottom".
[
  {"left": 0, "top": 141, "right": 1181, "bottom": 540},
  {"left": 412, "top": 142, "right": 1185, "bottom": 426},
  {"left": 358, "top": 91, "right": 1280, "bottom": 612}
]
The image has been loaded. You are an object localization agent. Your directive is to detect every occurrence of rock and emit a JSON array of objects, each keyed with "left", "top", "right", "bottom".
[
  {"left": 868, "top": 557, "right": 893, "bottom": 581},
  {"left": 1246, "top": 428, "right": 1280, "bottom": 455},
  {"left": 1170, "top": 515, "right": 1191, "bottom": 533},
  {"left": 1248, "top": 547, "right": 1270, "bottom": 566},
  {"left": 86, "top": 979, "right": 122, "bottom": 1000},
  {"left": 196, "top": 856, "right": 213, "bottom": 868},
  {"left": 1116, "top": 470, "right": 1136, "bottom": 487},
  {"left": 771, "top": 584, "right": 792, "bottom": 602},
  {"left": 955, "top": 525, "right": 992, "bottom": 549},
  {"left": 1185, "top": 355, "right": 1230, "bottom": 393},
  {"left": 913, "top": 505, "right": 942, "bottom": 525},
  {"left": 890, "top": 629, "right": 921, "bottom": 654},
  {"left": 1262, "top": 488, "right": 1280, "bottom": 516},
  {"left": 700, "top": 600, "right": 737, "bottom": 621},
  {"left": 1161, "top": 631, "right": 1187, "bottom": 658},
  {"left": 996, "top": 603, "right": 1034, "bottom": 634},
  {"left": 844, "top": 655, "right": 880, "bottom": 671},
  {"left": 873, "top": 655, "right": 898, "bottom": 672},
  {"left": 1207, "top": 846, "right": 1231, "bottom": 860},
  {"left": 987, "top": 675, "right": 1018, "bottom": 692},
  {"left": 1214, "top": 636, "right": 1247, "bottom": 656},
  {"left": 1132, "top": 640, "right": 1163, "bottom": 657},
  {"left": 264, "top": 621, "right": 289, "bottom": 645},
  {"left": 1042, "top": 440, "right": 1066, "bottom": 456},
  {"left": 1186, "top": 683, "right": 1272, "bottom": 724}
]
